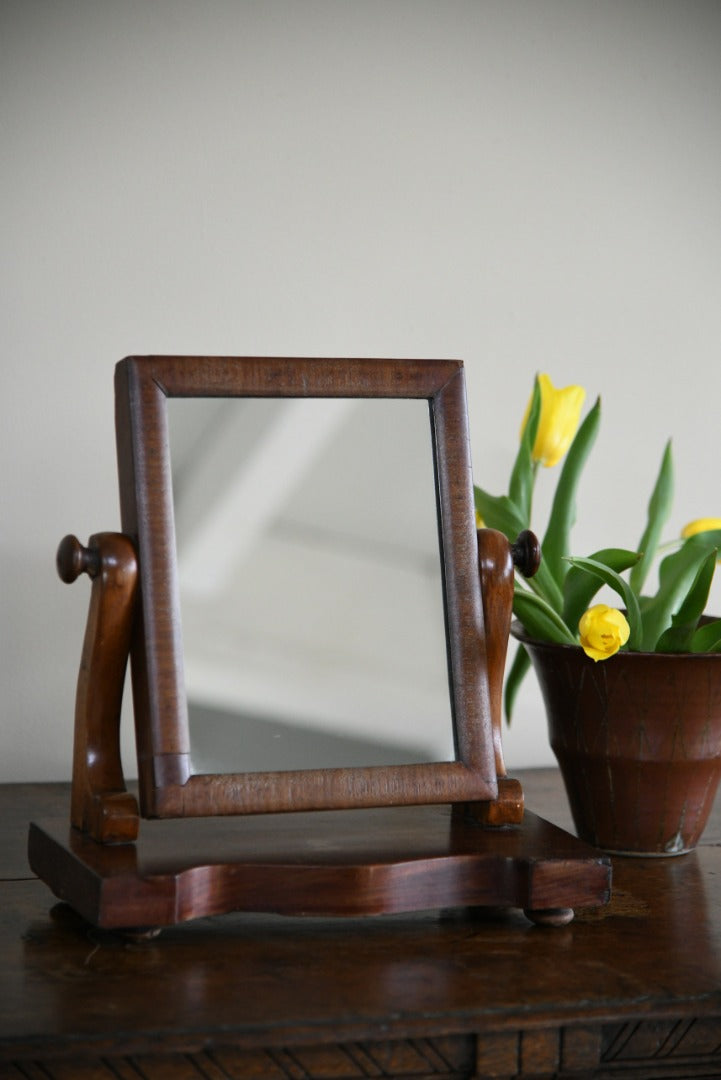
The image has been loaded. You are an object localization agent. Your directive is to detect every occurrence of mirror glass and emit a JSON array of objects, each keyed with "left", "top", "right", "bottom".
[{"left": 169, "top": 397, "right": 456, "bottom": 773}]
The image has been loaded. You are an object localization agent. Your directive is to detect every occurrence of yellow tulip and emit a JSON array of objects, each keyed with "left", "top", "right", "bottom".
[
  {"left": 681, "top": 518, "right": 721, "bottom": 539},
  {"left": 522, "top": 373, "right": 585, "bottom": 468},
  {"left": 578, "top": 604, "right": 630, "bottom": 662},
  {"left": 475, "top": 509, "right": 485, "bottom": 529}
]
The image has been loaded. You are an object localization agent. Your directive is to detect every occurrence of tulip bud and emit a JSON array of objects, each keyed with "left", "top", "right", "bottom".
[
  {"left": 579, "top": 604, "right": 630, "bottom": 661},
  {"left": 682, "top": 518, "right": 721, "bottom": 539},
  {"left": 522, "top": 373, "right": 585, "bottom": 468}
]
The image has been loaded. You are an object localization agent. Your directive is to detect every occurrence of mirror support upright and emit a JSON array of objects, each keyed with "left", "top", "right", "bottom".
[
  {"left": 56, "top": 532, "right": 140, "bottom": 843},
  {"left": 465, "top": 527, "right": 542, "bottom": 828}
]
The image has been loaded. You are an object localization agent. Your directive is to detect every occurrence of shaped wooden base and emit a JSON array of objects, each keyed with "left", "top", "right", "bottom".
[{"left": 28, "top": 805, "right": 611, "bottom": 932}]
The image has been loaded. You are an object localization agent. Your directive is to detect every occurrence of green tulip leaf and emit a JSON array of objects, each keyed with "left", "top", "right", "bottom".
[
  {"left": 508, "top": 376, "right": 541, "bottom": 524},
  {"left": 564, "top": 555, "right": 643, "bottom": 650},
  {"left": 512, "top": 583, "right": 577, "bottom": 646},
  {"left": 629, "top": 440, "right": 674, "bottom": 595},
  {"left": 503, "top": 643, "right": 531, "bottom": 725},
  {"left": 655, "top": 548, "right": 718, "bottom": 652},
  {"left": 562, "top": 547, "right": 641, "bottom": 630},
  {"left": 641, "top": 530, "right": 721, "bottom": 650},
  {"left": 541, "top": 397, "right": 601, "bottom": 587},
  {"left": 691, "top": 619, "right": 721, "bottom": 653},
  {"left": 524, "top": 555, "right": 564, "bottom": 613},
  {"left": 474, "top": 486, "right": 564, "bottom": 612},
  {"left": 682, "top": 528, "right": 721, "bottom": 552},
  {"left": 474, "top": 486, "right": 526, "bottom": 539}
]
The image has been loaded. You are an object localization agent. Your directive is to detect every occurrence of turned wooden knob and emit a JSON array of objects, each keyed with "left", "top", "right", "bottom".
[
  {"left": 56, "top": 535, "right": 100, "bottom": 582},
  {"left": 511, "top": 530, "right": 541, "bottom": 579}
]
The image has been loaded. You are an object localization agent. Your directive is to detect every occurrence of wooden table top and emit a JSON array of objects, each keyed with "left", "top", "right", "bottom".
[{"left": 3, "top": 770, "right": 721, "bottom": 1079}]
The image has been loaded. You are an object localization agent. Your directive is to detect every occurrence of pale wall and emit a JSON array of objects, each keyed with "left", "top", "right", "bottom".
[{"left": 2, "top": 0, "right": 720, "bottom": 782}]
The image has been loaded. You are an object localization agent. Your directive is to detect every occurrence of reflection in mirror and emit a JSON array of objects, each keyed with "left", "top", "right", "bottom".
[{"left": 169, "top": 397, "right": 455, "bottom": 773}]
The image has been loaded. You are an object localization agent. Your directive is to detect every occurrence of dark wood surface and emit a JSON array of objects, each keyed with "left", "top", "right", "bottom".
[{"left": 4, "top": 771, "right": 721, "bottom": 1078}]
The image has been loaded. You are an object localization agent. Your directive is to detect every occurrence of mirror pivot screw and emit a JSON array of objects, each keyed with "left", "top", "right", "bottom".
[
  {"left": 56, "top": 534, "right": 100, "bottom": 582},
  {"left": 511, "top": 530, "right": 541, "bottom": 579}
]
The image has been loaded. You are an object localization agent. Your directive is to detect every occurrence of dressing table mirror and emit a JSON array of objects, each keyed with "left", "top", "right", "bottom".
[{"left": 29, "top": 357, "right": 611, "bottom": 931}]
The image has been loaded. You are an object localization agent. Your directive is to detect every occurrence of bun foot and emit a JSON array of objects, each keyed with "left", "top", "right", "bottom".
[{"left": 524, "top": 907, "right": 574, "bottom": 927}]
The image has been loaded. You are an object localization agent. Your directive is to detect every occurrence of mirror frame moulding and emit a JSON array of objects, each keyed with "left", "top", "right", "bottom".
[{"left": 115, "top": 356, "right": 497, "bottom": 819}]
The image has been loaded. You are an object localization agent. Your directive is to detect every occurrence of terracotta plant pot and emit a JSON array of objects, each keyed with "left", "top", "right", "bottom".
[{"left": 513, "top": 624, "right": 721, "bottom": 855}]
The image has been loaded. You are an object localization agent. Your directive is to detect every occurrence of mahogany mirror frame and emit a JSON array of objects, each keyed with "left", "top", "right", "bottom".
[{"left": 115, "top": 355, "right": 498, "bottom": 820}]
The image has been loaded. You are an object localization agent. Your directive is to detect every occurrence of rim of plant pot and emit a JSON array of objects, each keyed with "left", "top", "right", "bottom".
[{"left": 511, "top": 618, "right": 721, "bottom": 661}]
